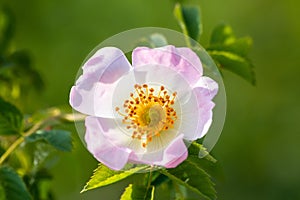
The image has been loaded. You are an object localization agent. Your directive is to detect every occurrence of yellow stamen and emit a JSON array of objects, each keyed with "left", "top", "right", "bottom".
[{"left": 116, "top": 84, "right": 178, "bottom": 148}]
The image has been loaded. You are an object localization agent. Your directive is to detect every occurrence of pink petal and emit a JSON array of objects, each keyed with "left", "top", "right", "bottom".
[
  {"left": 196, "top": 101, "right": 215, "bottom": 138},
  {"left": 132, "top": 45, "right": 202, "bottom": 86},
  {"left": 98, "top": 117, "right": 132, "bottom": 147},
  {"left": 82, "top": 47, "right": 132, "bottom": 84},
  {"left": 192, "top": 76, "right": 218, "bottom": 139},
  {"left": 85, "top": 116, "right": 131, "bottom": 170},
  {"left": 69, "top": 47, "right": 132, "bottom": 117},
  {"left": 128, "top": 134, "right": 187, "bottom": 168},
  {"left": 155, "top": 134, "right": 188, "bottom": 168},
  {"left": 193, "top": 76, "right": 218, "bottom": 105}
]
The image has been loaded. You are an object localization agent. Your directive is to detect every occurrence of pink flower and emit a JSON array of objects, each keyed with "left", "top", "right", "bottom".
[{"left": 69, "top": 45, "right": 218, "bottom": 170}]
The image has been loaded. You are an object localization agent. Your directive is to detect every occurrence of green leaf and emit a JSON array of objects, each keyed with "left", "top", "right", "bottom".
[
  {"left": 150, "top": 173, "right": 169, "bottom": 187},
  {"left": 120, "top": 184, "right": 155, "bottom": 200},
  {"left": 174, "top": 3, "right": 188, "bottom": 37},
  {"left": 187, "top": 142, "right": 223, "bottom": 180},
  {"left": 210, "top": 24, "right": 235, "bottom": 45},
  {"left": 207, "top": 26, "right": 253, "bottom": 57},
  {"left": 172, "top": 181, "right": 188, "bottom": 200},
  {"left": 181, "top": 6, "right": 202, "bottom": 41},
  {"left": 26, "top": 130, "right": 72, "bottom": 152},
  {"left": 208, "top": 50, "right": 255, "bottom": 84},
  {"left": 81, "top": 164, "right": 147, "bottom": 193},
  {"left": 208, "top": 23, "right": 255, "bottom": 85},
  {"left": 224, "top": 37, "right": 253, "bottom": 57},
  {"left": 0, "top": 167, "right": 32, "bottom": 200},
  {"left": 0, "top": 97, "right": 23, "bottom": 135},
  {"left": 161, "top": 159, "right": 216, "bottom": 200},
  {"left": 188, "top": 142, "right": 216, "bottom": 163},
  {"left": 174, "top": 3, "right": 202, "bottom": 43},
  {"left": 0, "top": 7, "right": 15, "bottom": 53}
]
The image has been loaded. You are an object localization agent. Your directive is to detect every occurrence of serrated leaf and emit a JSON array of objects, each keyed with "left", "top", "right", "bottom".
[
  {"left": 208, "top": 23, "right": 255, "bottom": 85},
  {"left": 161, "top": 159, "right": 216, "bottom": 200},
  {"left": 26, "top": 130, "right": 72, "bottom": 152},
  {"left": 187, "top": 142, "right": 223, "bottom": 180},
  {"left": 81, "top": 164, "right": 147, "bottom": 193},
  {"left": 209, "top": 50, "right": 255, "bottom": 84},
  {"left": 120, "top": 184, "right": 155, "bottom": 200},
  {"left": 188, "top": 142, "right": 216, "bottom": 163},
  {"left": 0, "top": 97, "right": 23, "bottom": 135},
  {"left": 209, "top": 24, "right": 253, "bottom": 57},
  {"left": 0, "top": 167, "right": 32, "bottom": 200}
]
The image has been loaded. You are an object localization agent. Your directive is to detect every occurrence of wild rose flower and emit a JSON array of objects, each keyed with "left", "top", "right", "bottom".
[{"left": 69, "top": 45, "right": 218, "bottom": 170}]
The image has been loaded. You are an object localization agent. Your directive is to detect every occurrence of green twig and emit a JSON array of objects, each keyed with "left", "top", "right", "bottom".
[
  {"left": 0, "top": 109, "right": 67, "bottom": 165},
  {"left": 0, "top": 121, "right": 42, "bottom": 165},
  {"left": 0, "top": 136, "right": 24, "bottom": 165}
]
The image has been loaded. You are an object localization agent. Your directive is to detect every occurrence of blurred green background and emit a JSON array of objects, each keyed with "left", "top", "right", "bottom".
[{"left": 2, "top": 0, "right": 300, "bottom": 199}]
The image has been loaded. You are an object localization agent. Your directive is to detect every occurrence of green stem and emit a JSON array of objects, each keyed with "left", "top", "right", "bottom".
[
  {"left": 144, "top": 166, "right": 153, "bottom": 200},
  {"left": 147, "top": 169, "right": 153, "bottom": 189},
  {"left": 0, "top": 121, "right": 42, "bottom": 165},
  {"left": 0, "top": 110, "right": 84, "bottom": 166},
  {"left": 0, "top": 108, "right": 66, "bottom": 166},
  {"left": 0, "top": 136, "right": 24, "bottom": 165}
]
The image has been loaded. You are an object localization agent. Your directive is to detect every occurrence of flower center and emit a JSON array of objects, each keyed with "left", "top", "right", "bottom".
[{"left": 115, "top": 84, "right": 178, "bottom": 148}]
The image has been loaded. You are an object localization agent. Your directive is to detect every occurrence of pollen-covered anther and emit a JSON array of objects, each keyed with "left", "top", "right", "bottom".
[{"left": 116, "top": 84, "right": 178, "bottom": 148}]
